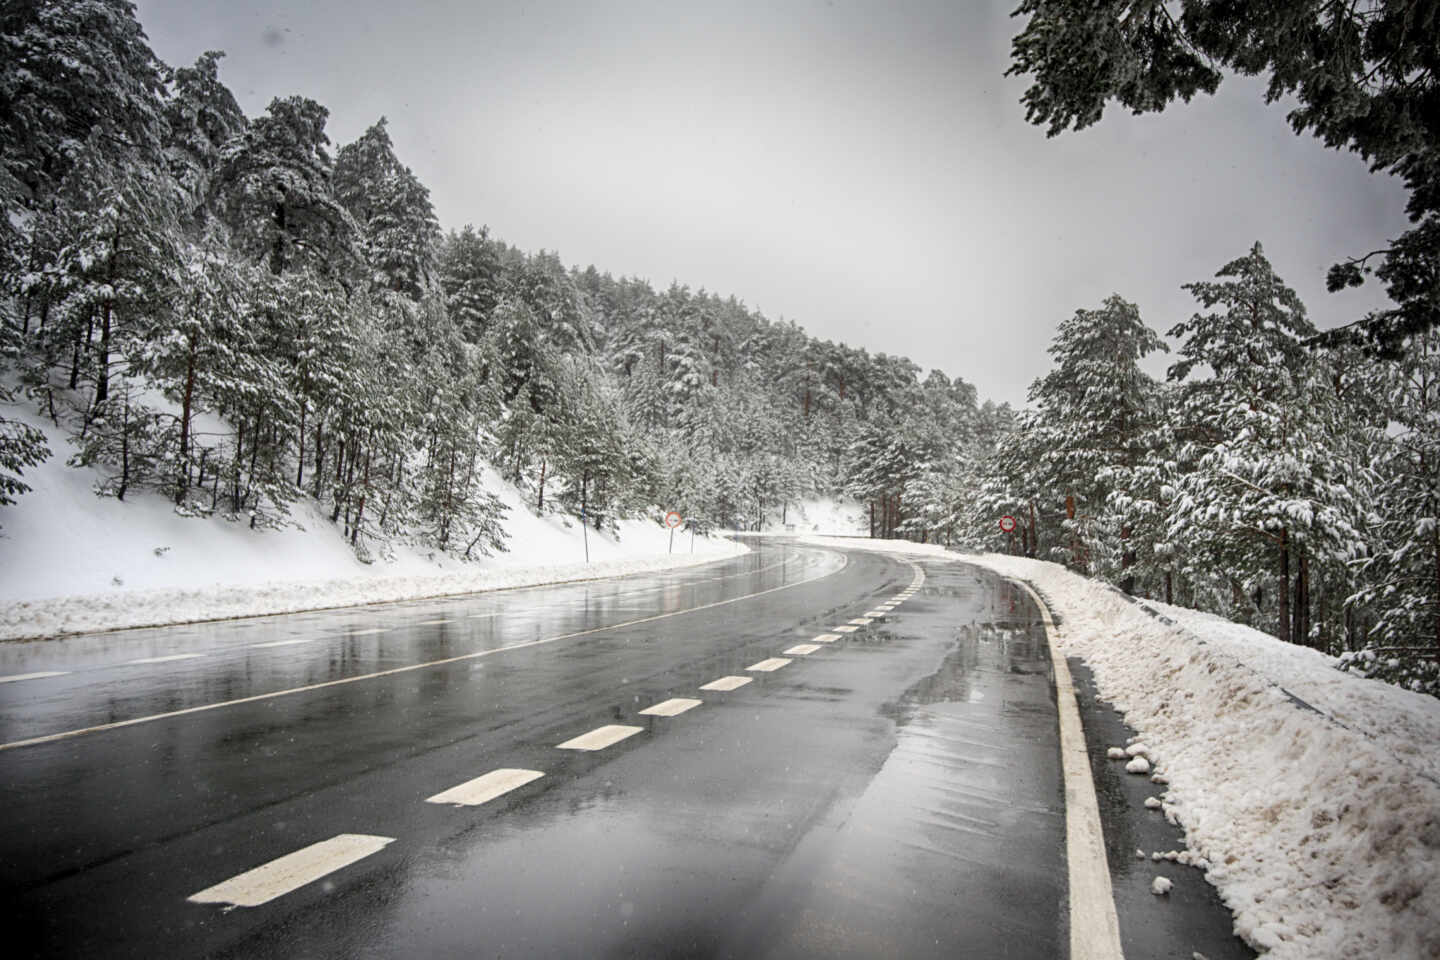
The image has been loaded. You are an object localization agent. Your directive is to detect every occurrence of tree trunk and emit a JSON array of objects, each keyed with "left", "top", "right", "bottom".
[
  {"left": 117, "top": 394, "right": 130, "bottom": 501},
  {"left": 176, "top": 327, "right": 198, "bottom": 503},
  {"left": 537, "top": 458, "right": 546, "bottom": 511},
  {"left": 1277, "top": 528, "right": 1291, "bottom": 644},
  {"left": 1119, "top": 522, "right": 1135, "bottom": 595}
]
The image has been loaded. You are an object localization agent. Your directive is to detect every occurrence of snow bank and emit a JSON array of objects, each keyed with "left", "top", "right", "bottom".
[
  {"left": 0, "top": 410, "right": 747, "bottom": 640},
  {"left": 812, "top": 537, "right": 1439, "bottom": 960}
]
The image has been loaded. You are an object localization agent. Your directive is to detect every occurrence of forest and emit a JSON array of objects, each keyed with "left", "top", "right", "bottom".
[{"left": 0, "top": 1, "right": 1435, "bottom": 695}]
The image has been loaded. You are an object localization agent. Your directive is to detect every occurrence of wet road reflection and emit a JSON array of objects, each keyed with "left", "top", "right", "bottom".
[
  {"left": 3, "top": 549, "right": 1071, "bottom": 960},
  {"left": 0, "top": 544, "right": 843, "bottom": 745}
]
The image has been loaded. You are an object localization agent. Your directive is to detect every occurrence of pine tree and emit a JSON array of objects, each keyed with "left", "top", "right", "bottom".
[{"left": 1167, "top": 243, "right": 1366, "bottom": 643}]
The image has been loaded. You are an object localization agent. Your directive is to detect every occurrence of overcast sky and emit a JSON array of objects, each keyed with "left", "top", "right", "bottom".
[{"left": 135, "top": 0, "right": 1409, "bottom": 407}]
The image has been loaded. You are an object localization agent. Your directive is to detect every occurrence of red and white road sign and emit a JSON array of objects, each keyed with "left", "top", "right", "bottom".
[
  {"left": 999, "top": 515, "right": 1017, "bottom": 533},
  {"left": 665, "top": 510, "right": 684, "bottom": 529}
]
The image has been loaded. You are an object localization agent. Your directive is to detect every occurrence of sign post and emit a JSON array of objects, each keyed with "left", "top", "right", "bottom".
[
  {"left": 999, "top": 515, "right": 1017, "bottom": 555},
  {"left": 665, "top": 510, "right": 683, "bottom": 554}
]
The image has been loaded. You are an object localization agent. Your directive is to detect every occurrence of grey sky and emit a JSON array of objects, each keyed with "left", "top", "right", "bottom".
[{"left": 135, "top": 0, "right": 1409, "bottom": 407}]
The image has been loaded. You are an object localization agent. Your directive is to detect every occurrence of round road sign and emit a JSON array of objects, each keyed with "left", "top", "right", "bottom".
[
  {"left": 665, "top": 510, "right": 684, "bottom": 529},
  {"left": 999, "top": 515, "right": 1017, "bottom": 533}
]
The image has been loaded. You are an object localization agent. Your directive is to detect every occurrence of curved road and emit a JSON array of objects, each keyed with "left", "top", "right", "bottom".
[{"left": 0, "top": 540, "right": 1218, "bottom": 958}]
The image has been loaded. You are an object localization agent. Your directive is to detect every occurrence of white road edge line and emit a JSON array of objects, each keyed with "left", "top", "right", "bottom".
[
  {"left": 556, "top": 724, "right": 644, "bottom": 751},
  {"left": 0, "top": 670, "right": 70, "bottom": 683},
  {"left": 427, "top": 768, "right": 544, "bottom": 806},
  {"left": 187, "top": 833, "right": 394, "bottom": 908},
  {"left": 638, "top": 697, "right": 702, "bottom": 717},
  {"left": 0, "top": 549, "right": 848, "bottom": 753},
  {"left": 1009, "top": 576, "right": 1124, "bottom": 960}
]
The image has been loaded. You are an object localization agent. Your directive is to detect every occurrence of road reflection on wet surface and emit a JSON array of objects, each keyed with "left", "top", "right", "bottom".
[{"left": 2, "top": 545, "right": 1071, "bottom": 959}]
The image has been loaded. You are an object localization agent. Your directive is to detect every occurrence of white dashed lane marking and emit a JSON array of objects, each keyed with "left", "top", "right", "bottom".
[
  {"left": 416, "top": 619, "right": 451, "bottom": 626},
  {"left": 187, "top": 833, "right": 395, "bottom": 908},
  {"left": 126, "top": 654, "right": 204, "bottom": 665},
  {"left": 638, "top": 697, "right": 702, "bottom": 717},
  {"left": 864, "top": 609, "right": 887, "bottom": 617},
  {"left": 556, "top": 725, "right": 644, "bottom": 751},
  {"left": 783, "top": 644, "right": 821, "bottom": 656},
  {"left": 346, "top": 628, "right": 387, "bottom": 636},
  {"left": 811, "top": 633, "right": 840, "bottom": 643},
  {"left": 746, "top": 658, "right": 791, "bottom": 672},
  {"left": 0, "top": 671, "right": 69, "bottom": 684},
  {"left": 249, "top": 638, "right": 317, "bottom": 649},
  {"left": 699, "top": 676, "right": 752, "bottom": 691},
  {"left": 833, "top": 625, "right": 858, "bottom": 634},
  {"left": 848, "top": 617, "right": 872, "bottom": 625},
  {"left": 426, "top": 768, "right": 544, "bottom": 807}
]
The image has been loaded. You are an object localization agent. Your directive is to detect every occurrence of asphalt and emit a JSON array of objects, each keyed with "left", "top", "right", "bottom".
[{"left": 0, "top": 540, "right": 1240, "bottom": 958}]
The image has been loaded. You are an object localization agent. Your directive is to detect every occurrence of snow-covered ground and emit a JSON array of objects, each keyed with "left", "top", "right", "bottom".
[
  {"left": 805, "top": 536, "right": 1440, "bottom": 960},
  {"left": 0, "top": 412, "right": 746, "bottom": 641},
  {"left": 757, "top": 497, "right": 867, "bottom": 536}
]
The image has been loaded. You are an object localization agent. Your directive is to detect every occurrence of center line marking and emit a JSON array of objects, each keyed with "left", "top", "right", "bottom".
[
  {"left": 187, "top": 834, "right": 394, "bottom": 908},
  {"left": 810, "top": 633, "right": 840, "bottom": 643},
  {"left": 126, "top": 653, "right": 204, "bottom": 665},
  {"left": 638, "top": 697, "right": 702, "bottom": 717},
  {"left": 746, "top": 657, "right": 791, "bottom": 672},
  {"left": 0, "top": 671, "right": 69, "bottom": 683},
  {"left": 783, "top": 644, "right": 821, "bottom": 656},
  {"left": 427, "top": 768, "right": 544, "bottom": 806},
  {"left": 557, "top": 724, "right": 643, "bottom": 751},
  {"left": 0, "top": 546, "right": 848, "bottom": 753},
  {"left": 699, "top": 676, "right": 751, "bottom": 691}
]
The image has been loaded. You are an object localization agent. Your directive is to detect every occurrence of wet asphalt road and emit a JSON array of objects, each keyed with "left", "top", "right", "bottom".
[{"left": 0, "top": 540, "right": 1227, "bottom": 958}]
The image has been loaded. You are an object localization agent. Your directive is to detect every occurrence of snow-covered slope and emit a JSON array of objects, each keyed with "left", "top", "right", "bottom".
[
  {"left": 757, "top": 497, "right": 867, "bottom": 536},
  {"left": 804, "top": 537, "right": 1440, "bottom": 960},
  {"left": 0, "top": 410, "right": 746, "bottom": 640}
]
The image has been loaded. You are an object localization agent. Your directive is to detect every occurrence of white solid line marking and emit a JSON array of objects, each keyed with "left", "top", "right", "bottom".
[
  {"left": 746, "top": 657, "right": 791, "bottom": 672},
  {"left": 250, "top": 638, "right": 316, "bottom": 648},
  {"left": 0, "top": 548, "right": 848, "bottom": 753},
  {"left": 126, "top": 653, "right": 204, "bottom": 665},
  {"left": 1009, "top": 577, "right": 1124, "bottom": 960},
  {"left": 426, "top": 768, "right": 544, "bottom": 806},
  {"left": 638, "top": 697, "right": 702, "bottom": 717},
  {"left": 848, "top": 617, "right": 872, "bottom": 625},
  {"left": 811, "top": 633, "right": 841, "bottom": 643},
  {"left": 783, "top": 643, "right": 821, "bottom": 656},
  {"left": 834, "top": 625, "right": 858, "bottom": 633},
  {"left": 0, "top": 670, "right": 69, "bottom": 684},
  {"left": 556, "top": 724, "right": 644, "bottom": 751},
  {"left": 187, "top": 834, "right": 394, "bottom": 908},
  {"left": 699, "top": 675, "right": 752, "bottom": 691}
]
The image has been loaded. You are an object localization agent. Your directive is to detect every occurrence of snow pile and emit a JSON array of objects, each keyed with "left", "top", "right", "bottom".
[
  {"left": 0, "top": 412, "right": 746, "bottom": 639},
  {"left": 806, "top": 537, "right": 1440, "bottom": 960},
  {"left": 970, "top": 552, "right": 1440, "bottom": 960}
]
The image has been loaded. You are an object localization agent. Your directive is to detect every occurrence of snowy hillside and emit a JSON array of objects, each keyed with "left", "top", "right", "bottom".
[
  {"left": 808, "top": 538, "right": 1440, "bottom": 960},
  {"left": 0, "top": 407, "right": 745, "bottom": 641},
  {"left": 756, "top": 497, "right": 868, "bottom": 536}
]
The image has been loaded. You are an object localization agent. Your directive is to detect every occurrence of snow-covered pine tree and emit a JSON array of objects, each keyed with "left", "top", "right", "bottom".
[{"left": 1166, "top": 242, "right": 1366, "bottom": 644}]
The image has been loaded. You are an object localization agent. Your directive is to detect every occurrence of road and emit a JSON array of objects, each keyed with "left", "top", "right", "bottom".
[{"left": 0, "top": 540, "right": 1241, "bottom": 958}]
